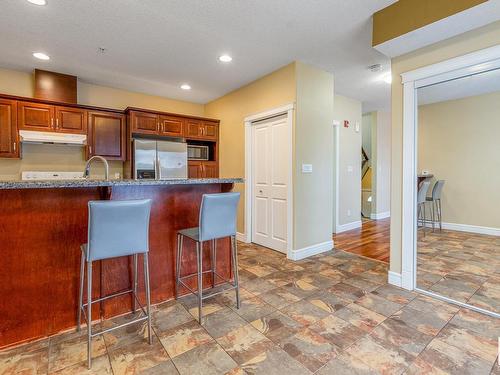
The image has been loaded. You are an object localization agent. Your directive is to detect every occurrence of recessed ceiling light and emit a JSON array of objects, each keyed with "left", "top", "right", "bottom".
[
  {"left": 33, "top": 52, "right": 50, "bottom": 60},
  {"left": 27, "top": 0, "right": 47, "bottom": 5},
  {"left": 180, "top": 84, "right": 191, "bottom": 90},
  {"left": 380, "top": 72, "right": 392, "bottom": 84},
  {"left": 218, "top": 54, "right": 232, "bottom": 63}
]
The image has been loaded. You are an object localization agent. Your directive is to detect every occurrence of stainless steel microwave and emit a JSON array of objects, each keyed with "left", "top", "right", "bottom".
[{"left": 187, "top": 145, "right": 209, "bottom": 160}]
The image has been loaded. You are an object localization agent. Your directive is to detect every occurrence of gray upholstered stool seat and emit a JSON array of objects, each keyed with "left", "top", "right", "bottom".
[
  {"left": 78, "top": 199, "right": 153, "bottom": 369},
  {"left": 178, "top": 227, "right": 200, "bottom": 241},
  {"left": 426, "top": 180, "right": 445, "bottom": 231},
  {"left": 175, "top": 192, "right": 241, "bottom": 324}
]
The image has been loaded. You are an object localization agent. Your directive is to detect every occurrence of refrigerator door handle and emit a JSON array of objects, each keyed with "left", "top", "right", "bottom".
[{"left": 156, "top": 153, "right": 161, "bottom": 180}]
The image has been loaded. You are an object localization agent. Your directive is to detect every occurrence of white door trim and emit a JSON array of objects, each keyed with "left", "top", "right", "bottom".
[
  {"left": 400, "top": 45, "right": 500, "bottom": 291},
  {"left": 244, "top": 103, "right": 295, "bottom": 258},
  {"left": 332, "top": 120, "right": 341, "bottom": 234}
]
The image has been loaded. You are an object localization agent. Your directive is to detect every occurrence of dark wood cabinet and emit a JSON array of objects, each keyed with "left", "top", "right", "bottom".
[
  {"left": 0, "top": 99, "right": 19, "bottom": 158},
  {"left": 185, "top": 119, "right": 203, "bottom": 139},
  {"left": 159, "top": 115, "right": 184, "bottom": 137},
  {"left": 88, "top": 111, "right": 126, "bottom": 160},
  {"left": 188, "top": 161, "right": 218, "bottom": 178},
  {"left": 55, "top": 106, "right": 87, "bottom": 134},
  {"left": 203, "top": 121, "right": 218, "bottom": 141},
  {"left": 130, "top": 111, "right": 158, "bottom": 135},
  {"left": 18, "top": 101, "right": 54, "bottom": 131}
]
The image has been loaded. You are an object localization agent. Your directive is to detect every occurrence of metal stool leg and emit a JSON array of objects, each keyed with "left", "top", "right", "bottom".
[
  {"left": 86, "top": 260, "right": 92, "bottom": 369},
  {"left": 196, "top": 241, "right": 203, "bottom": 324},
  {"left": 431, "top": 201, "right": 435, "bottom": 232},
  {"left": 438, "top": 199, "right": 443, "bottom": 231},
  {"left": 144, "top": 253, "right": 153, "bottom": 345},
  {"left": 231, "top": 236, "right": 241, "bottom": 309},
  {"left": 175, "top": 234, "right": 182, "bottom": 299},
  {"left": 77, "top": 250, "right": 85, "bottom": 331},
  {"left": 132, "top": 254, "right": 138, "bottom": 313},
  {"left": 422, "top": 204, "right": 427, "bottom": 236},
  {"left": 211, "top": 239, "right": 216, "bottom": 288}
]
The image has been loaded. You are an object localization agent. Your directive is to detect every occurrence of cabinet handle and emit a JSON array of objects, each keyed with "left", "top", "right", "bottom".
[
  {"left": 51, "top": 118, "right": 54, "bottom": 128},
  {"left": 56, "top": 118, "right": 59, "bottom": 129},
  {"left": 89, "top": 146, "right": 92, "bottom": 155},
  {"left": 13, "top": 142, "right": 16, "bottom": 152}
]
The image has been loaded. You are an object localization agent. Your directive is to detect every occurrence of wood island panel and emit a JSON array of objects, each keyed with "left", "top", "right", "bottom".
[{"left": 0, "top": 183, "right": 234, "bottom": 349}]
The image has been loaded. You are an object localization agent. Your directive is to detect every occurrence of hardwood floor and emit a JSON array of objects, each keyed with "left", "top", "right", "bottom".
[{"left": 333, "top": 218, "right": 390, "bottom": 263}]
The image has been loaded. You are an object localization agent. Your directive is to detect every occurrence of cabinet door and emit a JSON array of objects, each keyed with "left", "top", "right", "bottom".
[
  {"left": 130, "top": 111, "right": 158, "bottom": 135},
  {"left": 188, "top": 161, "right": 202, "bottom": 178},
  {"left": 203, "top": 121, "right": 218, "bottom": 141},
  {"left": 88, "top": 111, "right": 125, "bottom": 160},
  {"left": 202, "top": 161, "right": 218, "bottom": 178},
  {"left": 159, "top": 115, "right": 184, "bottom": 137},
  {"left": 55, "top": 106, "right": 87, "bottom": 134},
  {"left": 18, "top": 101, "right": 54, "bottom": 131},
  {"left": 185, "top": 119, "right": 203, "bottom": 139},
  {"left": 0, "top": 99, "right": 19, "bottom": 158}
]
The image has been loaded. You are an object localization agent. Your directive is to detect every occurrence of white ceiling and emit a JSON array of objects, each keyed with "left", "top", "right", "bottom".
[
  {"left": 418, "top": 68, "right": 500, "bottom": 105},
  {"left": 0, "top": 0, "right": 395, "bottom": 111}
]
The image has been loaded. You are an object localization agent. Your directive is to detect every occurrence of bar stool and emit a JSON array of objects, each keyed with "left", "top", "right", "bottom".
[
  {"left": 175, "top": 192, "right": 240, "bottom": 324},
  {"left": 417, "top": 181, "right": 431, "bottom": 235},
  {"left": 427, "top": 180, "right": 445, "bottom": 231},
  {"left": 78, "top": 199, "right": 153, "bottom": 369}
]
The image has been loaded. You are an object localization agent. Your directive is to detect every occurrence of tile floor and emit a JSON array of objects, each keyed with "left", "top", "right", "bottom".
[
  {"left": 417, "top": 229, "right": 500, "bottom": 314},
  {"left": 1, "top": 242, "right": 499, "bottom": 374}
]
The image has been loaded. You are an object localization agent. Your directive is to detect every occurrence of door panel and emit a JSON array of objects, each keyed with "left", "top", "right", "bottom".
[
  {"left": 159, "top": 115, "right": 184, "bottom": 137},
  {"left": 18, "top": 102, "right": 54, "bottom": 131},
  {"left": 88, "top": 111, "right": 125, "bottom": 160},
  {"left": 252, "top": 115, "right": 288, "bottom": 252},
  {"left": 130, "top": 111, "right": 158, "bottom": 134},
  {"left": 0, "top": 99, "right": 18, "bottom": 158},
  {"left": 56, "top": 107, "right": 87, "bottom": 134}
]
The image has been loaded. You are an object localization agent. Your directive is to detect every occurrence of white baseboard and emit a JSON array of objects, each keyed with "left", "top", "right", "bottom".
[
  {"left": 236, "top": 232, "right": 250, "bottom": 243},
  {"left": 370, "top": 211, "right": 390, "bottom": 220},
  {"left": 422, "top": 222, "right": 500, "bottom": 236},
  {"left": 288, "top": 240, "right": 334, "bottom": 261},
  {"left": 388, "top": 271, "right": 402, "bottom": 288},
  {"left": 335, "top": 221, "right": 362, "bottom": 234}
]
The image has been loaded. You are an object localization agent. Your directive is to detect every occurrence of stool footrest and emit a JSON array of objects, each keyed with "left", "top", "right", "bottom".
[
  {"left": 178, "top": 278, "right": 237, "bottom": 301},
  {"left": 90, "top": 315, "right": 149, "bottom": 338}
]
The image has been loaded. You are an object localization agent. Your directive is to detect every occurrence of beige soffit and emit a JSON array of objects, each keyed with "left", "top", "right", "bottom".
[{"left": 372, "top": 0, "right": 500, "bottom": 57}]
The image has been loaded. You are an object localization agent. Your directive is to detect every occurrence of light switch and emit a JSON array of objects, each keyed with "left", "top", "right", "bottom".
[
  {"left": 355, "top": 122, "right": 360, "bottom": 133},
  {"left": 302, "top": 164, "right": 313, "bottom": 173},
  {"left": 347, "top": 165, "right": 353, "bottom": 173},
  {"left": 333, "top": 120, "right": 340, "bottom": 127}
]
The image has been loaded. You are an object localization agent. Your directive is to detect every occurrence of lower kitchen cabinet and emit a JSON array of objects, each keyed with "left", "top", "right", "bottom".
[
  {"left": 188, "top": 161, "right": 218, "bottom": 178},
  {"left": 87, "top": 111, "right": 126, "bottom": 160}
]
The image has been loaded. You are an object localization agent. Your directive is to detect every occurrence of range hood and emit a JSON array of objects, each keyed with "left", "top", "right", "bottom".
[{"left": 19, "top": 130, "right": 87, "bottom": 146}]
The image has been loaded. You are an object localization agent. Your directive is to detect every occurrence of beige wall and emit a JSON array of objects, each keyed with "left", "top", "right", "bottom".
[
  {"left": 294, "top": 62, "right": 334, "bottom": 249},
  {"left": 390, "top": 21, "right": 500, "bottom": 273},
  {"left": 418, "top": 92, "right": 500, "bottom": 229},
  {"left": 204, "top": 63, "right": 297, "bottom": 233},
  {"left": 334, "top": 95, "right": 362, "bottom": 227},
  {"left": 0, "top": 67, "right": 205, "bottom": 180},
  {"left": 373, "top": 110, "right": 391, "bottom": 216}
]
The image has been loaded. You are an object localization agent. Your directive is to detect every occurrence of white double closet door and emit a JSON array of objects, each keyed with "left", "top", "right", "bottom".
[{"left": 251, "top": 114, "right": 289, "bottom": 253}]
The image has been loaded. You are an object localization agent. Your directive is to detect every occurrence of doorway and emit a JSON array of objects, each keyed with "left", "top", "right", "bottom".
[{"left": 244, "top": 104, "right": 294, "bottom": 256}]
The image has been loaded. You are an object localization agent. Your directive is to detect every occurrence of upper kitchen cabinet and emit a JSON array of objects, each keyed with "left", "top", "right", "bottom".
[
  {"left": 55, "top": 106, "right": 87, "bottom": 134},
  {"left": 159, "top": 115, "right": 184, "bottom": 137},
  {"left": 18, "top": 101, "right": 54, "bottom": 131},
  {"left": 129, "top": 110, "right": 158, "bottom": 135},
  {"left": 0, "top": 99, "right": 19, "bottom": 158},
  {"left": 185, "top": 119, "right": 218, "bottom": 140},
  {"left": 87, "top": 111, "right": 125, "bottom": 160},
  {"left": 18, "top": 101, "right": 87, "bottom": 134}
]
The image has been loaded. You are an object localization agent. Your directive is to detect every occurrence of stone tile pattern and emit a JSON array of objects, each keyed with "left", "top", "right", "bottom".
[
  {"left": 417, "top": 229, "right": 500, "bottom": 313},
  {"left": 1, "top": 242, "right": 499, "bottom": 374}
]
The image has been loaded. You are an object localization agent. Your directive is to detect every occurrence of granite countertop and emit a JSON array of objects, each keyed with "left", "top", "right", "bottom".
[{"left": 0, "top": 178, "right": 244, "bottom": 190}]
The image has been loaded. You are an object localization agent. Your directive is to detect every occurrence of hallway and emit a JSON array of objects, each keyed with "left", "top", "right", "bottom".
[{"left": 333, "top": 219, "right": 390, "bottom": 263}]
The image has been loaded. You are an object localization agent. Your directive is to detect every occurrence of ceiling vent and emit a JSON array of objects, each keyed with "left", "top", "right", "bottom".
[{"left": 367, "top": 64, "right": 383, "bottom": 72}]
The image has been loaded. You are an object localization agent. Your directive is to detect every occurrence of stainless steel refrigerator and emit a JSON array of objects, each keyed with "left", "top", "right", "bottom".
[{"left": 133, "top": 138, "right": 187, "bottom": 179}]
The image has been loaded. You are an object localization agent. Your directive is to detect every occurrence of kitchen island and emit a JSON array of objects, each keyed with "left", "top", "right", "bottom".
[{"left": 0, "top": 178, "right": 243, "bottom": 348}]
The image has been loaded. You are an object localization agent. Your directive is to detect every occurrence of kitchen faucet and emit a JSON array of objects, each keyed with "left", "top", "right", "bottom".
[{"left": 84, "top": 155, "right": 109, "bottom": 180}]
